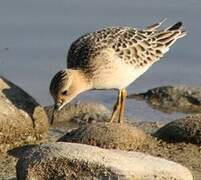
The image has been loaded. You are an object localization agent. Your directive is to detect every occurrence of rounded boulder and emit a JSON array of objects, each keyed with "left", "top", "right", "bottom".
[
  {"left": 16, "top": 142, "right": 193, "bottom": 180},
  {"left": 58, "top": 122, "right": 146, "bottom": 150},
  {"left": 154, "top": 114, "right": 201, "bottom": 144},
  {"left": 0, "top": 76, "right": 48, "bottom": 152}
]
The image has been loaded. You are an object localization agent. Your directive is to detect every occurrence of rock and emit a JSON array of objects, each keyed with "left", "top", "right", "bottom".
[
  {"left": 130, "top": 121, "right": 164, "bottom": 134},
  {"left": 45, "top": 101, "right": 110, "bottom": 124},
  {"left": 0, "top": 76, "right": 48, "bottom": 152},
  {"left": 154, "top": 114, "right": 201, "bottom": 144},
  {"left": 128, "top": 85, "right": 201, "bottom": 113},
  {"left": 58, "top": 122, "right": 147, "bottom": 150},
  {"left": 16, "top": 142, "right": 193, "bottom": 180}
]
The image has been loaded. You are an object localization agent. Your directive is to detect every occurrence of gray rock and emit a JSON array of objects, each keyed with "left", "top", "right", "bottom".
[
  {"left": 45, "top": 101, "right": 110, "bottom": 124},
  {"left": 58, "top": 122, "right": 147, "bottom": 150},
  {"left": 128, "top": 85, "right": 201, "bottom": 113},
  {"left": 154, "top": 114, "right": 201, "bottom": 144},
  {"left": 0, "top": 76, "right": 48, "bottom": 152},
  {"left": 16, "top": 142, "right": 193, "bottom": 180}
]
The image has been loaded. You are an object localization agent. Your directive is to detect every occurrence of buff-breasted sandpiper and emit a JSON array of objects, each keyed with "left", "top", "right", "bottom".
[{"left": 49, "top": 19, "right": 186, "bottom": 124}]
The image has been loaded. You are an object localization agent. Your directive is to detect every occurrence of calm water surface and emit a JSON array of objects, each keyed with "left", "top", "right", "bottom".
[{"left": 0, "top": 0, "right": 201, "bottom": 122}]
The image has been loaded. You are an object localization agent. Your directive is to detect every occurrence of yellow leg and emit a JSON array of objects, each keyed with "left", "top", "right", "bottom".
[
  {"left": 109, "top": 90, "right": 121, "bottom": 123},
  {"left": 118, "top": 89, "right": 127, "bottom": 124}
]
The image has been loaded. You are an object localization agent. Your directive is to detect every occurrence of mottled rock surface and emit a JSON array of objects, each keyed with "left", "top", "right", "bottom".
[
  {"left": 0, "top": 76, "right": 48, "bottom": 152},
  {"left": 16, "top": 142, "right": 193, "bottom": 180},
  {"left": 128, "top": 85, "right": 201, "bottom": 113},
  {"left": 58, "top": 122, "right": 146, "bottom": 150},
  {"left": 45, "top": 101, "right": 110, "bottom": 124},
  {"left": 154, "top": 114, "right": 201, "bottom": 144},
  {"left": 3, "top": 120, "right": 201, "bottom": 179}
]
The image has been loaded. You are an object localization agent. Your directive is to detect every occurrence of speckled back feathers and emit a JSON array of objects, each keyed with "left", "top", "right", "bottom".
[{"left": 67, "top": 20, "right": 186, "bottom": 73}]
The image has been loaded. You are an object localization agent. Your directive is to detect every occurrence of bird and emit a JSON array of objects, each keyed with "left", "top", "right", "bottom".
[{"left": 49, "top": 19, "right": 186, "bottom": 125}]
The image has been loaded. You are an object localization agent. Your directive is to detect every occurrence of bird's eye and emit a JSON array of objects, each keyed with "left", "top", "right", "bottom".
[{"left": 61, "top": 90, "right": 67, "bottom": 95}]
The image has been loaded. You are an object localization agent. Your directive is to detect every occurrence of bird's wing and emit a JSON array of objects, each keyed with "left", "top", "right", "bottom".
[{"left": 111, "top": 21, "right": 186, "bottom": 67}]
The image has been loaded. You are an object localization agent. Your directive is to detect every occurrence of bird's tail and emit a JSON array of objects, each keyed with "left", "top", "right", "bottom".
[
  {"left": 145, "top": 18, "right": 167, "bottom": 31},
  {"left": 145, "top": 19, "right": 187, "bottom": 38},
  {"left": 144, "top": 20, "right": 187, "bottom": 54},
  {"left": 165, "top": 21, "right": 187, "bottom": 39}
]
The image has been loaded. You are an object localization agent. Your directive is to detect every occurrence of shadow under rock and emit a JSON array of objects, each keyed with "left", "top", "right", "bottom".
[{"left": 8, "top": 144, "right": 38, "bottom": 159}]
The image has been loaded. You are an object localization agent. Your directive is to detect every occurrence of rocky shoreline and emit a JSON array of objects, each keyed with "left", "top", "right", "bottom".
[
  {"left": 127, "top": 85, "right": 201, "bottom": 113},
  {"left": 1, "top": 76, "right": 201, "bottom": 179}
]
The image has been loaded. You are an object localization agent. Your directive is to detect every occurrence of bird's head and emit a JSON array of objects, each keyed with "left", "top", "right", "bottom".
[
  {"left": 49, "top": 69, "right": 91, "bottom": 124},
  {"left": 49, "top": 69, "right": 77, "bottom": 111}
]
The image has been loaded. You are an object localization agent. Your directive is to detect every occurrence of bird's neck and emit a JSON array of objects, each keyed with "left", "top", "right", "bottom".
[{"left": 68, "top": 69, "right": 93, "bottom": 93}]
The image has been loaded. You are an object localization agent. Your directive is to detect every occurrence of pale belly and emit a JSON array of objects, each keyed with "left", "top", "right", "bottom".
[{"left": 92, "top": 59, "right": 153, "bottom": 90}]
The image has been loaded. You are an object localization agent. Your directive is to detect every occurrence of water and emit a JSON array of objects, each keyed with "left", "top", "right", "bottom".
[{"left": 0, "top": 0, "right": 201, "bottom": 122}]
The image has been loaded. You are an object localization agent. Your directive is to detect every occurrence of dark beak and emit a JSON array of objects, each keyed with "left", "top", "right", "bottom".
[
  {"left": 50, "top": 104, "right": 58, "bottom": 125},
  {"left": 50, "top": 102, "right": 64, "bottom": 125}
]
